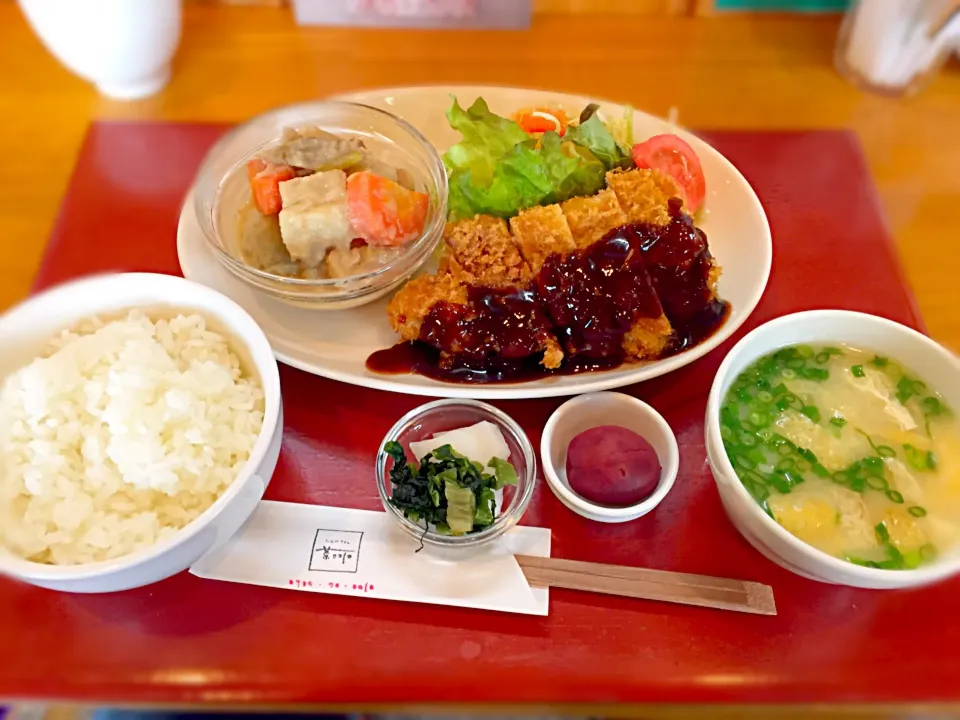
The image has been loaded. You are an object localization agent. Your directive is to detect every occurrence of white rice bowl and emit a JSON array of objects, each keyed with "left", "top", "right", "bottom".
[{"left": 0, "top": 309, "right": 265, "bottom": 566}]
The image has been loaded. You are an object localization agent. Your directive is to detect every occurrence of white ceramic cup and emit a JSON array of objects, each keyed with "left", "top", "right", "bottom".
[{"left": 18, "top": 0, "right": 182, "bottom": 100}]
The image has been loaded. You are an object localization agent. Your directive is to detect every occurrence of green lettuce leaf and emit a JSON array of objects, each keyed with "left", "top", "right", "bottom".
[
  {"left": 487, "top": 456, "right": 519, "bottom": 490},
  {"left": 474, "top": 487, "right": 497, "bottom": 528},
  {"left": 443, "top": 97, "right": 608, "bottom": 220},
  {"left": 565, "top": 109, "right": 632, "bottom": 171}
]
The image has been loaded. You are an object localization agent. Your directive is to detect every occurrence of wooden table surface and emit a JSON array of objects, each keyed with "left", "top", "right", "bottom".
[
  {"left": 1, "top": 4, "right": 959, "bottom": 351},
  {"left": 0, "top": 3, "right": 958, "bottom": 340}
]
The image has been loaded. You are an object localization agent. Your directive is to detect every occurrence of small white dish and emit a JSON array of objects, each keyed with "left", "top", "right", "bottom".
[
  {"left": 706, "top": 309, "right": 960, "bottom": 589},
  {"left": 540, "top": 392, "right": 679, "bottom": 523}
]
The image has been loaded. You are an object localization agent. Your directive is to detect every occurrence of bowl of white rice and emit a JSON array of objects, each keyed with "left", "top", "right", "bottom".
[{"left": 0, "top": 272, "right": 282, "bottom": 593}]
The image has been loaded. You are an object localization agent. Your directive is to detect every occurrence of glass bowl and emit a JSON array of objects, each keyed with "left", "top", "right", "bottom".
[
  {"left": 375, "top": 399, "right": 537, "bottom": 550},
  {"left": 192, "top": 101, "right": 448, "bottom": 310}
]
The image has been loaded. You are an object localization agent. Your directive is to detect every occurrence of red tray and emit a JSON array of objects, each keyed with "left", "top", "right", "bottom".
[{"left": 2, "top": 123, "right": 947, "bottom": 706}]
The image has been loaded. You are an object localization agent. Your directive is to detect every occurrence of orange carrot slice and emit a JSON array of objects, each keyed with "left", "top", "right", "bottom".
[
  {"left": 247, "top": 158, "right": 297, "bottom": 216},
  {"left": 347, "top": 170, "right": 429, "bottom": 247}
]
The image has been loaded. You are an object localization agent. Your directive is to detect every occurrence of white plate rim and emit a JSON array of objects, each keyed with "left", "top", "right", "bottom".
[{"left": 178, "top": 84, "right": 772, "bottom": 400}]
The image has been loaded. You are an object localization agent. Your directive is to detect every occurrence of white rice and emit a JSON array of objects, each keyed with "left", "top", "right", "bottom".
[{"left": 0, "top": 310, "right": 265, "bottom": 565}]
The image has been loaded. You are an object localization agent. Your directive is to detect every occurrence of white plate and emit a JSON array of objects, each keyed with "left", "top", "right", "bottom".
[{"left": 177, "top": 85, "right": 772, "bottom": 399}]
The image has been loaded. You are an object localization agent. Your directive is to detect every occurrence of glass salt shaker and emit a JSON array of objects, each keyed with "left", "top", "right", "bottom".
[{"left": 835, "top": 0, "right": 960, "bottom": 96}]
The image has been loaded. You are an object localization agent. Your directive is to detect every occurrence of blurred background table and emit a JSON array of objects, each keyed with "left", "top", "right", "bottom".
[{"left": 1, "top": 3, "right": 959, "bottom": 352}]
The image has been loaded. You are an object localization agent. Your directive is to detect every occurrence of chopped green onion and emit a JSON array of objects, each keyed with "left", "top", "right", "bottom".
[
  {"left": 735, "top": 454, "right": 757, "bottom": 471},
  {"left": 857, "top": 429, "right": 897, "bottom": 458},
  {"left": 798, "top": 448, "right": 819, "bottom": 464},
  {"left": 830, "top": 416, "right": 847, "bottom": 428},
  {"left": 796, "top": 345, "right": 814, "bottom": 359},
  {"left": 781, "top": 368, "right": 797, "bottom": 380},
  {"left": 851, "top": 364, "right": 865, "bottom": 378},
  {"left": 768, "top": 473, "right": 792, "bottom": 493},
  {"left": 886, "top": 489, "right": 905, "bottom": 504},
  {"left": 747, "top": 411, "right": 770, "bottom": 428},
  {"left": 772, "top": 383, "right": 789, "bottom": 397},
  {"left": 776, "top": 442, "right": 794, "bottom": 456},
  {"left": 745, "top": 479, "right": 770, "bottom": 502},
  {"left": 863, "top": 456, "right": 884, "bottom": 472},
  {"left": 787, "top": 358, "right": 806, "bottom": 370},
  {"left": 871, "top": 356, "right": 889, "bottom": 368},
  {"left": 866, "top": 475, "right": 888, "bottom": 491},
  {"left": 756, "top": 390, "right": 774, "bottom": 403},
  {"left": 813, "top": 463, "right": 831, "bottom": 478},
  {"left": 875, "top": 522, "right": 890, "bottom": 543},
  {"left": 775, "top": 457, "right": 795, "bottom": 471},
  {"left": 814, "top": 351, "right": 830, "bottom": 364},
  {"left": 903, "top": 550, "right": 922, "bottom": 569},
  {"left": 740, "top": 433, "right": 758, "bottom": 447},
  {"left": 904, "top": 443, "right": 936, "bottom": 472},
  {"left": 896, "top": 376, "right": 916, "bottom": 405},
  {"left": 801, "top": 405, "right": 821, "bottom": 423},
  {"left": 908, "top": 506, "right": 928, "bottom": 518},
  {"left": 801, "top": 367, "right": 830, "bottom": 381},
  {"left": 795, "top": 458, "right": 812, "bottom": 473},
  {"left": 850, "top": 475, "right": 866, "bottom": 492},
  {"left": 832, "top": 471, "right": 850, "bottom": 485},
  {"left": 922, "top": 396, "right": 943, "bottom": 416},
  {"left": 759, "top": 357, "right": 778, "bottom": 375}
]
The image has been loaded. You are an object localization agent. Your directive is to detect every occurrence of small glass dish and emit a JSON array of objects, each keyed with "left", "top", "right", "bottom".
[
  {"left": 375, "top": 399, "right": 537, "bottom": 550},
  {"left": 192, "top": 101, "right": 448, "bottom": 310}
]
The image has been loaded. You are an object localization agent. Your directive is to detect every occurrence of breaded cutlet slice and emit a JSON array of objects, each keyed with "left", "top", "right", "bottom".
[
  {"left": 387, "top": 272, "right": 467, "bottom": 342},
  {"left": 605, "top": 168, "right": 683, "bottom": 226},
  {"left": 560, "top": 189, "right": 628, "bottom": 249},
  {"left": 623, "top": 315, "right": 673, "bottom": 361},
  {"left": 508, "top": 204, "right": 576, "bottom": 273},
  {"left": 708, "top": 261, "right": 722, "bottom": 300},
  {"left": 443, "top": 215, "right": 531, "bottom": 287}
]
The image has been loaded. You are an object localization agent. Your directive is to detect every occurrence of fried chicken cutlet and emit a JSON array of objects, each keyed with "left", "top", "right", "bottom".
[
  {"left": 385, "top": 168, "right": 725, "bottom": 375},
  {"left": 388, "top": 216, "right": 564, "bottom": 370},
  {"left": 443, "top": 215, "right": 531, "bottom": 287}
]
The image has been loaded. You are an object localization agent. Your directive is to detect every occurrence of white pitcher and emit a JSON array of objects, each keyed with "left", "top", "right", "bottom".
[{"left": 18, "top": 0, "right": 182, "bottom": 100}]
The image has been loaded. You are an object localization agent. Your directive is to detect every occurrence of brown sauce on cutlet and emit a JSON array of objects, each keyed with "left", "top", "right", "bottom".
[
  {"left": 611, "top": 198, "right": 732, "bottom": 355},
  {"left": 420, "top": 286, "right": 554, "bottom": 362},
  {"left": 537, "top": 229, "right": 664, "bottom": 360},
  {"left": 367, "top": 200, "right": 731, "bottom": 383},
  {"left": 366, "top": 340, "right": 621, "bottom": 383}
]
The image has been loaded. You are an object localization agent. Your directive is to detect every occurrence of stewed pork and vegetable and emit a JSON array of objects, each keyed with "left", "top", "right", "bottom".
[{"left": 236, "top": 127, "right": 430, "bottom": 280}]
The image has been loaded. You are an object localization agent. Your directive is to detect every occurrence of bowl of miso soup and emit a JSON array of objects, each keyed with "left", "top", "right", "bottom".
[{"left": 706, "top": 310, "right": 960, "bottom": 589}]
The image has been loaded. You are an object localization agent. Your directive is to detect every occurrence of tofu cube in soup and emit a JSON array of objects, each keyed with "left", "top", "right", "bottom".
[{"left": 277, "top": 170, "right": 354, "bottom": 267}]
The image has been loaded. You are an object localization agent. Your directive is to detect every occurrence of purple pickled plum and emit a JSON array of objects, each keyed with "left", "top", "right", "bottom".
[{"left": 565, "top": 425, "right": 661, "bottom": 507}]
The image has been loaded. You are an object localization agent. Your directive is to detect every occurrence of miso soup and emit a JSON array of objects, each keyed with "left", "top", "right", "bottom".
[{"left": 720, "top": 344, "right": 957, "bottom": 569}]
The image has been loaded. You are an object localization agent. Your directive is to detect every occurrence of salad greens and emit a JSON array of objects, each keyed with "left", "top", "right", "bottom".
[
  {"left": 443, "top": 97, "right": 632, "bottom": 221},
  {"left": 385, "top": 440, "right": 518, "bottom": 536}
]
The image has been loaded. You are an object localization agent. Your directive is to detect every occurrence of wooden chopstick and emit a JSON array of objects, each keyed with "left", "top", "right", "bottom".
[{"left": 515, "top": 555, "right": 776, "bottom": 616}]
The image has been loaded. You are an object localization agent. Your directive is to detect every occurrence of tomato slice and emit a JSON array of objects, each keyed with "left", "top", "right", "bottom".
[
  {"left": 347, "top": 170, "right": 429, "bottom": 247},
  {"left": 247, "top": 158, "right": 297, "bottom": 215},
  {"left": 631, "top": 134, "right": 706, "bottom": 213}
]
